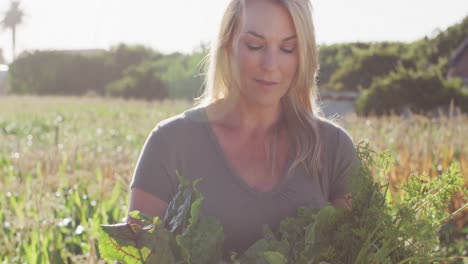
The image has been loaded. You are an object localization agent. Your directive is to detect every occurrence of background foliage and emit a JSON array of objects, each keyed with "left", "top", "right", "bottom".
[
  {"left": 0, "top": 96, "right": 466, "bottom": 262},
  {"left": 5, "top": 15, "right": 468, "bottom": 114}
]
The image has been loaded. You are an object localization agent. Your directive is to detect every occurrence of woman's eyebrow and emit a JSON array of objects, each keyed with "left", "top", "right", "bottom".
[{"left": 245, "top": 30, "right": 297, "bottom": 41}]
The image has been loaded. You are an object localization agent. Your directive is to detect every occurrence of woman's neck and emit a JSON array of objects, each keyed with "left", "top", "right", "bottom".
[{"left": 209, "top": 96, "right": 284, "bottom": 136}]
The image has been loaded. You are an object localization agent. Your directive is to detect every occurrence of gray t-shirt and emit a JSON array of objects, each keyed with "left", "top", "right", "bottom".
[{"left": 130, "top": 106, "right": 358, "bottom": 256}]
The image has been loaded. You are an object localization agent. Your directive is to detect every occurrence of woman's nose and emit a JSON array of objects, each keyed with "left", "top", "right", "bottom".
[{"left": 260, "top": 48, "right": 278, "bottom": 71}]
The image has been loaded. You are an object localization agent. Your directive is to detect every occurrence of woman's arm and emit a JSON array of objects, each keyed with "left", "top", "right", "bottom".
[{"left": 126, "top": 187, "right": 169, "bottom": 225}]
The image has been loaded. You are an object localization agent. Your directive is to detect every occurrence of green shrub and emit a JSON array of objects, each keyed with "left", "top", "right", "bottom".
[
  {"left": 317, "top": 42, "right": 372, "bottom": 87},
  {"left": 153, "top": 51, "right": 206, "bottom": 99},
  {"left": 105, "top": 61, "right": 168, "bottom": 100},
  {"left": 9, "top": 50, "right": 111, "bottom": 95},
  {"left": 356, "top": 63, "right": 468, "bottom": 115},
  {"left": 324, "top": 47, "right": 404, "bottom": 91}
]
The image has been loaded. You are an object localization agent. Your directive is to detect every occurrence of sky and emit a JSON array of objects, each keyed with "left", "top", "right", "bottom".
[{"left": 0, "top": 0, "right": 467, "bottom": 63}]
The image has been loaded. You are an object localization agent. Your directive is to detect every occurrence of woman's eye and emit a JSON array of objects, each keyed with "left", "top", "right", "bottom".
[
  {"left": 246, "top": 44, "right": 263, "bottom": 50},
  {"left": 281, "top": 47, "right": 295, "bottom": 54}
]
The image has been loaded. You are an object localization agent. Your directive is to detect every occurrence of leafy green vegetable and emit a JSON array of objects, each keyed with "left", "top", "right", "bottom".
[
  {"left": 175, "top": 178, "right": 225, "bottom": 264},
  {"left": 98, "top": 142, "right": 467, "bottom": 263},
  {"left": 99, "top": 174, "right": 224, "bottom": 264},
  {"left": 163, "top": 174, "right": 195, "bottom": 233},
  {"left": 99, "top": 217, "right": 175, "bottom": 264},
  {"left": 231, "top": 142, "right": 466, "bottom": 263},
  {"left": 237, "top": 237, "right": 289, "bottom": 264}
]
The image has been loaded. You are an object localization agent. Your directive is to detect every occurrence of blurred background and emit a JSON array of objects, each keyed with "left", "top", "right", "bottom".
[
  {"left": 1, "top": 0, "right": 468, "bottom": 60},
  {"left": 0, "top": 0, "right": 467, "bottom": 263},
  {"left": 1, "top": 0, "right": 467, "bottom": 112}
]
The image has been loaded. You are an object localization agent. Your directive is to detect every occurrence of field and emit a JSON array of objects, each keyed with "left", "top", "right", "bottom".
[{"left": 0, "top": 95, "right": 466, "bottom": 263}]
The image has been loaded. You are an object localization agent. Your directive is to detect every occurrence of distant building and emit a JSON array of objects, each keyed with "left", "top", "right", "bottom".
[
  {"left": 318, "top": 90, "right": 360, "bottom": 118},
  {"left": 448, "top": 37, "right": 468, "bottom": 86}
]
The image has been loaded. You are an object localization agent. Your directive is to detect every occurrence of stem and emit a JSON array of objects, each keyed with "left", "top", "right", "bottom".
[
  {"left": 138, "top": 248, "right": 145, "bottom": 264},
  {"left": 397, "top": 256, "right": 464, "bottom": 264},
  {"left": 441, "top": 202, "right": 468, "bottom": 223},
  {"left": 55, "top": 125, "right": 59, "bottom": 148},
  {"left": 382, "top": 182, "right": 390, "bottom": 206},
  {"left": 355, "top": 223, "right": 381, "bottom": 263},
  {"left": 411, "top": 184, "right": 449, "bottom": 213}
]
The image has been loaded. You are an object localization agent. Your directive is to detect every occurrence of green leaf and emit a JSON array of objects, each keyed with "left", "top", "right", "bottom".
[
  {"left": 99, "top": 218, "right": 176, "bottom": 264},
  {"left": 263, "top": 251, "right": 288, "bottom": 264},
  {"left": 163, "top": 173, "right": 194, "bottom": 233},
  {"left": 128, "top": 211, "right": 154, "bottom": 227},
  {"left": 277, "top": 207, "right": 320, "bottom": 263},
  {"left": 98, "top": 223, "right": 145, "bottom": 263},
  {"left": 141, "top": 220, "right": 176, "bottom": 264},
  {"left": 175, "top": 178, "right": 224, "bottom": 264},
  {"left": 240, "top": 239, "right": 289, "bottom": 264}
]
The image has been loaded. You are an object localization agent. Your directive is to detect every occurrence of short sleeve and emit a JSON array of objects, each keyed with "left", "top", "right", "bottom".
[
  {"left": 130, "top": 125, "right": 178, "bottom": 203},
  {"left": 328, "top": 127, "right": 359, "bottom": 201}
]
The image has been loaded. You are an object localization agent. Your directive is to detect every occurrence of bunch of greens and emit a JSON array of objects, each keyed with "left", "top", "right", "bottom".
[
  {"left": 98, "top": 178, "right": 225, "bottom": 264},
  {"left": 98, "top": 142, "right": 467, "bottom": 264}
]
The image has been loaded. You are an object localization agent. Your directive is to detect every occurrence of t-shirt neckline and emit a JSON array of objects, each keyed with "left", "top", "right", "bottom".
[{"left": 199, "top": 106, "right": 297, "bottom": 198}]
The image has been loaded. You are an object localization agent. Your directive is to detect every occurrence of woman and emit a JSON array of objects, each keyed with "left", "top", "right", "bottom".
[{"left": 128, "top": 0, "right": 358, "bottom": 257}]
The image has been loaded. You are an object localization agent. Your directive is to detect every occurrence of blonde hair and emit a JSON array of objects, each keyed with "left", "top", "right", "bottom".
[{"left": 195, "top": 0, "right": 326, "bottom": 177}]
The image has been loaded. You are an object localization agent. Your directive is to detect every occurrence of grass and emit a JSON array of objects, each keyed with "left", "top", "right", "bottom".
[{"left": 0, "top": 95, "right": 466, "bottom": 263}]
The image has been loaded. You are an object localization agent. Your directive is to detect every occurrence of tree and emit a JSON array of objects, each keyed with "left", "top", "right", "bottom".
[
  {"left": 355, "top": 63, "right": 468, "bottom": 115},
  {"left": 323, "top": 44, "right": 409, "bottom": 91},
  {"left": 0, "top": 48, "right": 5, "bottom": 64},
  {"left": 1, "top": 1, "right": 24, "bottom": 61},
  {"left": 105, "top": 61, "right": 168, "bottom": 100}
]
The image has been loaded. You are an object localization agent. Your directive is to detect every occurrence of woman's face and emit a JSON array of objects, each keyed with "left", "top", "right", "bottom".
[{"left": 229, "top": 0, "right": 299, "bottom": 108}]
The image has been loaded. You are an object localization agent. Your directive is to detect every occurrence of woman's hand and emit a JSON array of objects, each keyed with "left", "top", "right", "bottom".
[{"left": 331, "top": 193, "right": 352, "bottom": 209}]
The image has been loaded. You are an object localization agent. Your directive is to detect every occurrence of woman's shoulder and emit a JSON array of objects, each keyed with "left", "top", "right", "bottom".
[
  {"left": 313, "top": 117, "right": 357, "bottom": 166},
  {"left": 151, "top": 106, "right": 208, "bottom": 137},
  {"left": 315, "top": 117, "right": 354, "bottom": 145}
]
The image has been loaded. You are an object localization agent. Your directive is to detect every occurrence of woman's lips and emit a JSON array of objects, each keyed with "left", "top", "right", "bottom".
[{"left": 254, "top": 79, "right": 278, "bottom": 88}]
